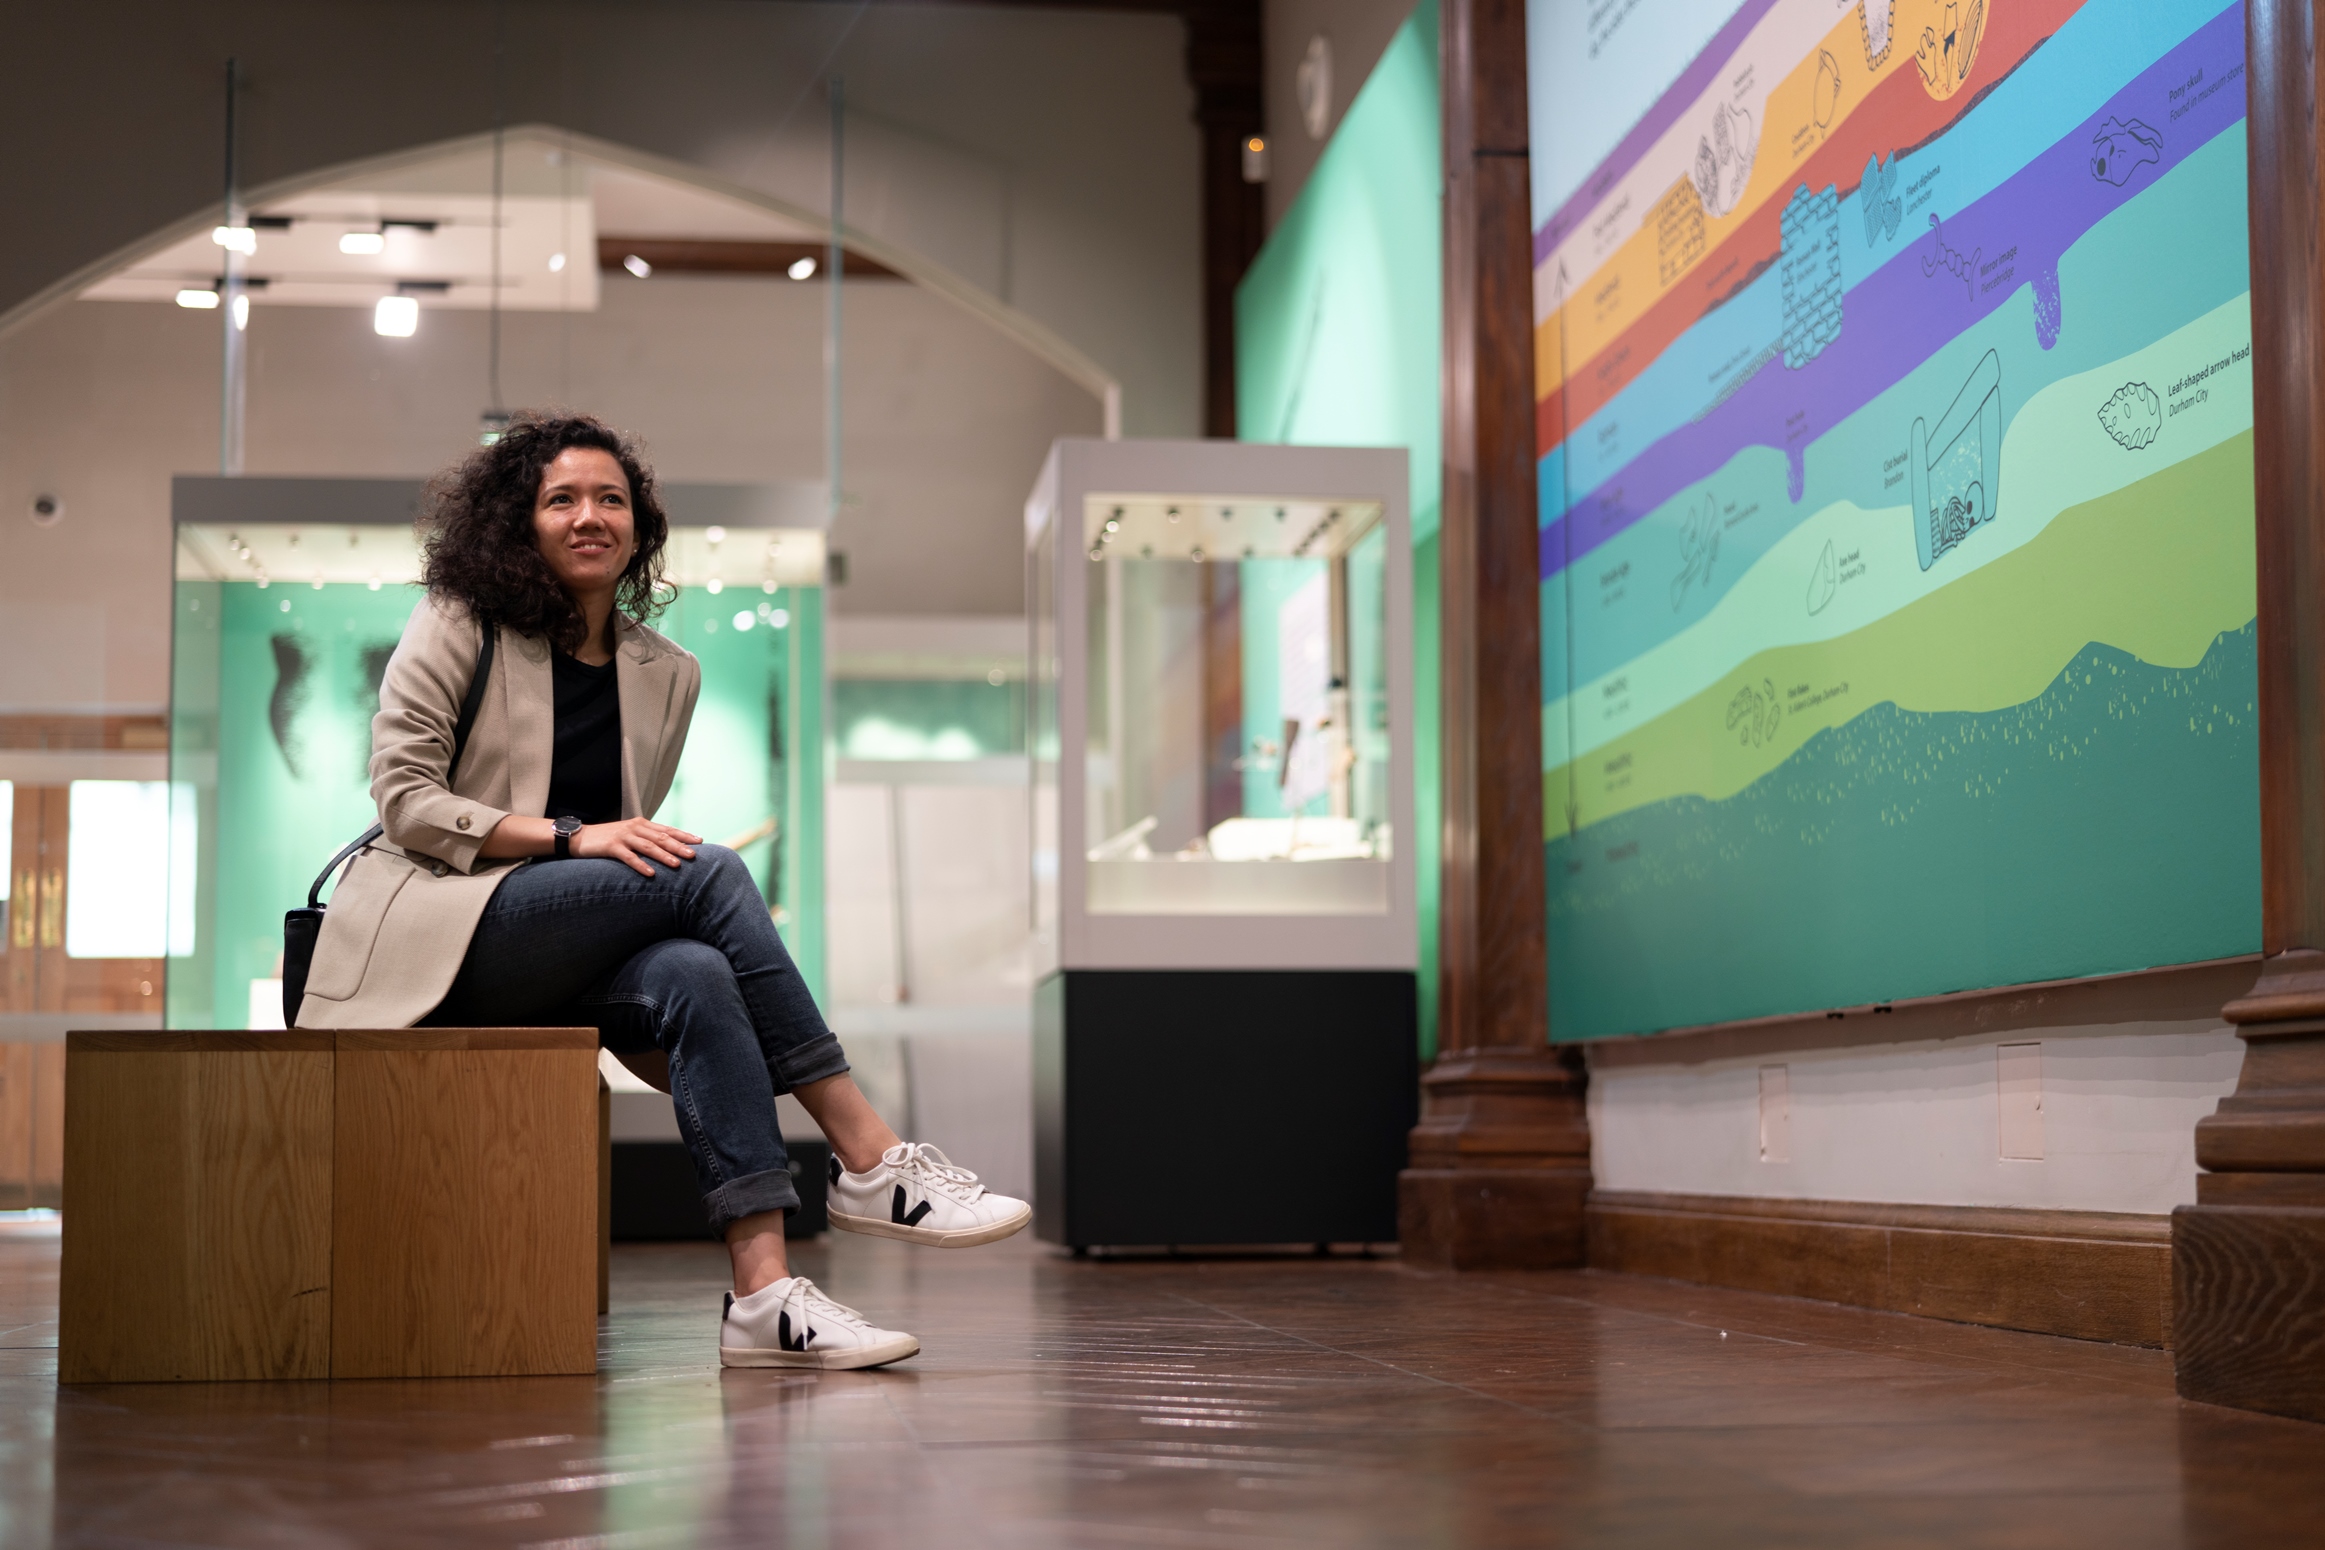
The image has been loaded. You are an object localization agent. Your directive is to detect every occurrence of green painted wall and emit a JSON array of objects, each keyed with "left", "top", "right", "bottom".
[{"left": 1236, "top": 0, "right": 1444, "bottom": 1053}]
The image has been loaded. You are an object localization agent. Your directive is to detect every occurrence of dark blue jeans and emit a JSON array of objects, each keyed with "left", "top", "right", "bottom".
[{"left": 423, "top": 844, "right": 846, "bottom": 1231}]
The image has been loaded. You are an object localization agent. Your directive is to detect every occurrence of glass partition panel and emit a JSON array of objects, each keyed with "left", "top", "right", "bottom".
[
  {"left": 655, "top": 580, "right": 827, "bottom": 1004},
  {"left": 168, "top": 519, "right": 828, "bottom": 1026}
]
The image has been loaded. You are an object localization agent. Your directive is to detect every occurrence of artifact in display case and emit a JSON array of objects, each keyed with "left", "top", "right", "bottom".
[
  {"left": 164, "top": 475, "right": 828, "bottom": 1031},
  {"left": 1025, "top": 440, "right": 1417, "bottom": 1251}
]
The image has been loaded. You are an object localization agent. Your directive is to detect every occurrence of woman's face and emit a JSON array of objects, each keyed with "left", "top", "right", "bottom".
[{"left": 533, "top": 447, "right": 638, "bottom": 599}]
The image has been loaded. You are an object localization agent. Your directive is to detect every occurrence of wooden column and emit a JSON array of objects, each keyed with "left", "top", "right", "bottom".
[
  {"left": 1397, "top": 0, "right": 1590, "bottom": 1271},
  {"left": 2172, "top": 0, "right": 2325, "bottom": 1422}
]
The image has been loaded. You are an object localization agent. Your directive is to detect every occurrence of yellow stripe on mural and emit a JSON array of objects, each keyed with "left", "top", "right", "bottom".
[{"left": 1534, "top": 0, "right": 1992, "bottom": 404}]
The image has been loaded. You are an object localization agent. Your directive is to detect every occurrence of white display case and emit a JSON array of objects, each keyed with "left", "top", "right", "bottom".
[
  {"left": 1025, "top": 439, "right": 1418, "bottom": 1249},
  {"left": 1027, "top": 439, "right": 1415, "bottom": 974}
]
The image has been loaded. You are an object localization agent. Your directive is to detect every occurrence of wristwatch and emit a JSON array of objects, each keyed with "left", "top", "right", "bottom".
[{"left": 552, "top": 815, "right": 584, "bottom": 859}]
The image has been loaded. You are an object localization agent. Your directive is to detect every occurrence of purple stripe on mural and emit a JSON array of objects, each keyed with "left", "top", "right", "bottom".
[
  {"left": 1532, "top": 0, "right": 1787, "bottom": 265},
  {"left": 1537, "top": 3, "right": 2245, "bottom": 583}
]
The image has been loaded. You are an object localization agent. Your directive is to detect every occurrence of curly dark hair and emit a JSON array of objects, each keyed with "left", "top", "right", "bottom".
[{"left": 418, "top": 411, "right": 670, "bottom": 652}]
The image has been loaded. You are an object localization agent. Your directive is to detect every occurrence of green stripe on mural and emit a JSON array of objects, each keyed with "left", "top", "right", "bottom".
[{"left": 1546, "top": 432, "right": 2257, "bottom": 836}]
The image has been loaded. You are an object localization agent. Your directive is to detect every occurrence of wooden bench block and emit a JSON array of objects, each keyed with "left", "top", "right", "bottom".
[
  {"left": 59, "top": 1031, "right": 335, "bottom": 1383},
  {"left": 59, "top": 1027, "right": 605, "bottom": 1383},
  {"left": 330, "top": 1029, "right": 600, "bottom": 1378}
]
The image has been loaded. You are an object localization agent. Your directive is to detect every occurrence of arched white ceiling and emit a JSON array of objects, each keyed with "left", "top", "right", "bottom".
[{"left": 2, "top": 123, "right": 1122, "bottom": 437}]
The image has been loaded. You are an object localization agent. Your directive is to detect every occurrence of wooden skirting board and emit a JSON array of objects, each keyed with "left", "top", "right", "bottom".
[{"left": 1587, "top": 1190, "right": 2174, "bottom": 1348}]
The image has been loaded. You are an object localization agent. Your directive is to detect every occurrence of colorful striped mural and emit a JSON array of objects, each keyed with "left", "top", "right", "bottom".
[{"left": 1530, "top": 0, "right": 2260, "bottom": 1038}]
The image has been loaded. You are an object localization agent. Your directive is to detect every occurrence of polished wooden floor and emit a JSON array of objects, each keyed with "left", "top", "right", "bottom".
[{"left": 4, "top": 1216, "right": 2324, "bottom": 1548}]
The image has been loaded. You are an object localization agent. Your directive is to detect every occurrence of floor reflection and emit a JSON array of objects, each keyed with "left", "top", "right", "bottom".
[{"left": 5, "top": 1227, "right": 2323, "bottom": 1547}]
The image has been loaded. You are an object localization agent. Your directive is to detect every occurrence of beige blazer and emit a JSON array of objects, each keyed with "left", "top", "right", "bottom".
[{"left": 295, "top": 594, "right": 702, "bottom": 1030}]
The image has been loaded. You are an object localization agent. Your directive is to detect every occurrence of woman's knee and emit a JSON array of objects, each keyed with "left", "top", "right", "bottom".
[
  {"left": 688, "top": 843, "right": 763, "bottom": 902},
  {"left": 632, "top": 937, "right": 737, "bottom": 1000}
]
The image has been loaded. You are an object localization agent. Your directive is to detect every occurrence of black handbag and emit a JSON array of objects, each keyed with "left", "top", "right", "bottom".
[{"left": 281, "top": 621, "right": 495, "bottom": 1026}]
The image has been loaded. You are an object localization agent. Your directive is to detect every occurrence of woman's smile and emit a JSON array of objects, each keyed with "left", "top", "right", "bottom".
[{"left": 534, "top": 446, "right": 639, "bottom": 606}]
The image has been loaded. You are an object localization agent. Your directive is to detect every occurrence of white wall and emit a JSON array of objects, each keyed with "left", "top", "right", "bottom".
[
  {"left": 1588, "top": 1020, "right": 2245, "bottom": 1216},
  {"left": 827, "top": 777, "right": 1030, "bottom": 1011},
  {"left": 2, "top": 1, "right": 1199, "bottom": 438},
  {"left": 0, "top": 274, "right": 1099, "bottom": 712}
]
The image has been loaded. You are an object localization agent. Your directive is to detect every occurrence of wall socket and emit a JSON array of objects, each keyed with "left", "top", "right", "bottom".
[{"left": 1997, "top": 1042, "right": 2043, "bottom": 1160}]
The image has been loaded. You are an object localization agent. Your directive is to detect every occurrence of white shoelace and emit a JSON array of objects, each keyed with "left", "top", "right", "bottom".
[
  {"left": 785, "top": 1277, "right": 875, "bottom": 1330},
  {"left": 884, "top": 1142, "right": 986, "bottom": 1203}
]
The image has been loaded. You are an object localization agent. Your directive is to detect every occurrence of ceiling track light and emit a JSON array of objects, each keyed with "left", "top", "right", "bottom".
[
  {"left": 623, "top": 254, "right": 653, "bottom": 279},
  {"left": 339, "top": 231, "right": 386, "bottom": 255},
  {"left": 212, "top": 225, "right": 257, "bottom": 255}
]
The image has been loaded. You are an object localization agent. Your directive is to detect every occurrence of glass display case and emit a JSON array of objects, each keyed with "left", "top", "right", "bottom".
[
  {"left": 1029, "top": 439, "right": 1415, "bottom": 973},
  {"left": 164, "top": 475, "right": 828, "bottom": 1030},
  {"left": 1025, "top": 439, "right": 1416, "bottom": 1251}
]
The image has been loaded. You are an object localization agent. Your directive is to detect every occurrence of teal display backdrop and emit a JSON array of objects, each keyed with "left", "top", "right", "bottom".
[
  {"left": 1528, "top": 0, "right": 2260, "bottom": 1038},
  {"left": 168, "top": 578, "right": 826, "bottom": 1028},
  {"left": 1236, "top": 0, "right": 1445, "bottom": 1051},
  {"left": 169, "top": 581, "right": 425, "bottom": 1031}
]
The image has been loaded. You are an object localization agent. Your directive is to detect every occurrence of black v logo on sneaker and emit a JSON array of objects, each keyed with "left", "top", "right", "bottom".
[
  {"left": 778, "top": 1309, "right": 817, "bottom": 1352},
  {"left": 828, "top": 1154, "right": 842, "bottom": 1186},
  {"left": 891, "top": 1183, "right": 932, "bottom": 1227}
]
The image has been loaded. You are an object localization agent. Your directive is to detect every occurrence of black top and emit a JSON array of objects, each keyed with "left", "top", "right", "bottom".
[{"left": 547, "top": 651, "right": 623, "bottom": 827}]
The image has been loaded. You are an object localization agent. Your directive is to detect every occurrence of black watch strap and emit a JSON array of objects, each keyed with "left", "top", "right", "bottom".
[{"left": 553, "top": 815, "right": 582, "bottom": 859}]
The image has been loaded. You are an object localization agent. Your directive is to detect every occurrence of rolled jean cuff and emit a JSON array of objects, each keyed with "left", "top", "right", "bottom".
[
  {"left": 703, "top": 1167, "right": 802, "bottom": 1234},
  {"left": 769, "top": 1033, "right": 850, "bottom": 1095}
]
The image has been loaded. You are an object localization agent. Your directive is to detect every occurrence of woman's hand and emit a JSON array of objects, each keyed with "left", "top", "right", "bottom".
[{"left": 572, "top": 818, "right": 702, "bottom": 876}]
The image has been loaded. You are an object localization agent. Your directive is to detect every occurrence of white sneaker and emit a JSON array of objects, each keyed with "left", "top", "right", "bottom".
[
  {"left": 718, "top": 1276, "right": 920, "bottom": 1370},
  {"left": 828, "top": 1142, "right": 1033, "bottom": 1247}
]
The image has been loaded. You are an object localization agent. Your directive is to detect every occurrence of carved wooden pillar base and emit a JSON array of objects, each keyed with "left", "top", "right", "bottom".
[
  {"left": 2173, "top": 949, "right": 2325, "bottom": 1421},
  {"left": 1399, "top": 1049, "right": 1591, "bottom": 1270}
]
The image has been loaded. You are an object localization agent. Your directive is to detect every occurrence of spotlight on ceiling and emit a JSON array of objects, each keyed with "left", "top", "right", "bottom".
[
  {"left": 374, "top": 295, "right": 420, "bottom": 337},
  {"left": 548, "top": 252, "right": 567, "bottom": 272},
  {"left": 339, "top": 231, "right": 386, "bottom": 255},
  {"left": 788, "top": 256, "right": 817, "bottom": 281},
  {"left": 212, "top": 225, "right": 257, "bottom": 255},
  {"left": 175, "top": 289, "right": 220, "bottom": 309},
  {"left": 622, "top": 254, "right": 653, "bottom": 279}
]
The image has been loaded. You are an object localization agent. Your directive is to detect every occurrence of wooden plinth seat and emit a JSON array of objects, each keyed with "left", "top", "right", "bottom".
[{"left": 58, "top": 1028, "right": 607, "bottom": 1383}]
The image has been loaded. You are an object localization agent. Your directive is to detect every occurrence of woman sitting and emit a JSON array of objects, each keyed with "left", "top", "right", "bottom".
[{"left": 297, "top": 411, "right": 1025, "bottom": 1370}]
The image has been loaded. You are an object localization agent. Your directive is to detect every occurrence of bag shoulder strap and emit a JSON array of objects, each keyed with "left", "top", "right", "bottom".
[
  {"left": 448, "top": 618, "right": 496, "bottom": 781},
  {"left": 307, "top": 617, "right": 496, "bottom": 908}
]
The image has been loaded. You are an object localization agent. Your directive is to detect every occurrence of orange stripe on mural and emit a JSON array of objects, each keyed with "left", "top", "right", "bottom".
[{"left": 1535, "top": 0, "right": 2080, "bottom": 457}]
